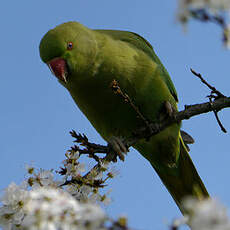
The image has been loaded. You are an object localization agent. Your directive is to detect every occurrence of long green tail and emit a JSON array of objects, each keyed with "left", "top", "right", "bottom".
[{"left": 153, "top": 137, "right": 209, "bottom": 214}]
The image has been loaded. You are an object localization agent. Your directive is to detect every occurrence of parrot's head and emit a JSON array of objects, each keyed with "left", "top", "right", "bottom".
[{"left": 39, "top": 22, "right": 98, "bottom": 86}]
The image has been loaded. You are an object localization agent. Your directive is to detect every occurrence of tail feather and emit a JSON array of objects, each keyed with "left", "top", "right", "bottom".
[{"left": 153, "top": 137, "right": 209, "bottom": 214}]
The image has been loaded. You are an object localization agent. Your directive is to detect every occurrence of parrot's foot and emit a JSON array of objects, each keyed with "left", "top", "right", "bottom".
[
  {"left": 107, "top": 136, "right": 128, "bottom": 162},
  {"left": 164, "top": 101, "right": 176, "bottom": 118}
]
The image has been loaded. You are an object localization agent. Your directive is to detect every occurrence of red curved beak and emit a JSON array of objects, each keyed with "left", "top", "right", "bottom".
[{"left": 47, "top": 58, "right": 68, "bottom": 83}]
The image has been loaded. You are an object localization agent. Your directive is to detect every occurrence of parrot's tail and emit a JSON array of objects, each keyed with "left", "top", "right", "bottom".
[{"left": 153, "top": 137, "right": 209, "bottom": 214}]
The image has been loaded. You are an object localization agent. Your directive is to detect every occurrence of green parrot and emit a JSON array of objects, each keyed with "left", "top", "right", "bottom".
[{"left": 39, "top": 21, "right": 209, "bottom": 214}]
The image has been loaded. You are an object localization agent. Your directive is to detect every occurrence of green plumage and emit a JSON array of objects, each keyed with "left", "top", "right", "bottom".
[{"left": 40, "top": 22, "right": 209, "bottom": 214}]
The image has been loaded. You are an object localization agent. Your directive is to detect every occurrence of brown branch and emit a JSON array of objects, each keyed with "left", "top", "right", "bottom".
[
  {"left": 84, "top": 96, "right": 229, "bottom": 178},
  {"left": 126, "top": 96, "right": 230, "bottom": 146},
  {"left": 68, "top": 74, "right": 230, "bottom": 179},
  {"left": 68, "top": 96, "right": 230, "bottom": 180}
]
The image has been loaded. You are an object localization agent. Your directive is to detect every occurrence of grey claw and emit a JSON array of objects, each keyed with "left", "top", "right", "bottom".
[{"left": 108, "top": 136, "right": 128, "bottom": 161}]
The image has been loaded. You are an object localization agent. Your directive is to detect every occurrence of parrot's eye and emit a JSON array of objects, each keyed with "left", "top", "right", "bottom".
[{"left": 67, "top": 42, "right": 73, "bottom": 50}]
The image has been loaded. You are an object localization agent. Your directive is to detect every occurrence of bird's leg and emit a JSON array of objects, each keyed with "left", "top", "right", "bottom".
[{"left": 107, "top": 136, "right": 128, "bottom": 162}]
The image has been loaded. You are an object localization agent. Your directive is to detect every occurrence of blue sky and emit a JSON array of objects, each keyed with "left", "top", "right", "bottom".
[{"left": 1, "top": 1, "right": 230, "bottom": 229}]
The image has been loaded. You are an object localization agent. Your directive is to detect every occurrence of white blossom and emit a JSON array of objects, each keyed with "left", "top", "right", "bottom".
[
  {"left": 0, "top": 146, "right": 118, "bottom": 230},
  {"left": 22, "top": 188, "right": 106, "bottom": 230},
  {"left": 62, "top": 151, "right": 86, "bottom": 178},
  {"left": 183, "top": 198, "right": 230, "bottom": 230},
  {"left": 27, "top": 169, "right": 56, "bottom": 189},
  {"left": 0, "top": 182, "right": 29, "bottom": 229},
  {"left": 0, "top": 183, "right": 107, "bottom": 230}
]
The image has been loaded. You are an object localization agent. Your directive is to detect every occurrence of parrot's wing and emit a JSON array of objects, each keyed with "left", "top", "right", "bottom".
[{"left": 95, "top": 30, "right": 178, "bottom": 102}]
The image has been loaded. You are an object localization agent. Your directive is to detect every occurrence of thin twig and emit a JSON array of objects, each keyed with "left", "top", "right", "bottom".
[
  {"left": 190, "top": 68, "right": 226, "bottom": 98},
  {"left": 110, "top": 80, "right": 152, "bottom": 129},
  {"left": 189, "top": 8, "right": 226, "bottom": 28},
  {"left": 190, "top": 68, "right": 227, "bottom": 132},
  {"left": 69, "top": 131, "right": 108, "bottom": 155},
  {"left": 188, "top": 8, "right": 230, "bottom": 46},
  {"left": 208, "top": 97, "right": 227, "bottom": 133},
  {"left": 61, "top": 177, "right": 106, "bottom": 188}
]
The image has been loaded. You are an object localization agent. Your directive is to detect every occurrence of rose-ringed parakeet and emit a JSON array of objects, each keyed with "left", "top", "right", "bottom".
[{"left": 39, "top": 22, "right": 209, "bottom": 214}]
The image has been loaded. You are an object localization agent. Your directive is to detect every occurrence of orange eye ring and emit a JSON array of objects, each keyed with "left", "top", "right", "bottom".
[{"left": 67, "top": 42, "right": 73, "bottom": 50}]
